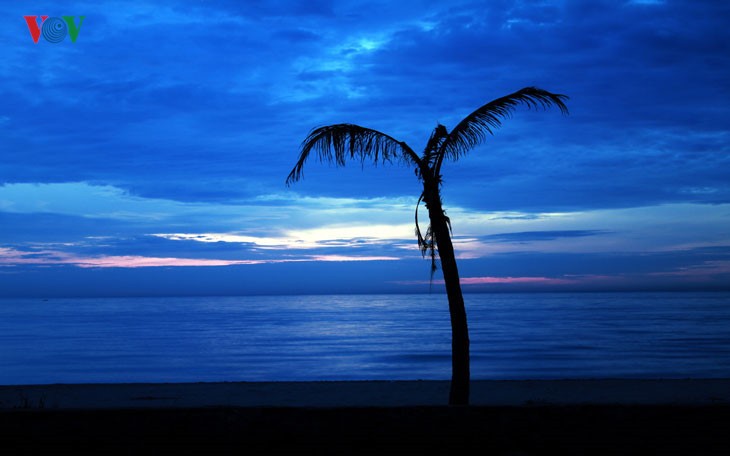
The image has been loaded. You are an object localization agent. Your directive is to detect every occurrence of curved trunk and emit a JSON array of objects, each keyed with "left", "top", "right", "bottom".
[{"left": 425, "top": 189, "right": 470, "bottom": 405}]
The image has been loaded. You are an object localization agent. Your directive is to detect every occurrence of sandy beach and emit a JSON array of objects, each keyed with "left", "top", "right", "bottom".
[
  {"left": 2, "top": 378, "right": 730, "bottom": 409},
  {"left": 1, "top": 379, "right": 729, "bottom": 454}
]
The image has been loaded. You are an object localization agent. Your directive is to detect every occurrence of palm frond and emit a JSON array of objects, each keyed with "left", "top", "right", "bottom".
[
  {"left": 286, "top": 124, "right": 421, "bottom": 185},
  {"left": 422, "top": 124, "right": 450, "bottom": 168},
  {"left": 439, "top": 87, "right": 569, "bottom": 163}
]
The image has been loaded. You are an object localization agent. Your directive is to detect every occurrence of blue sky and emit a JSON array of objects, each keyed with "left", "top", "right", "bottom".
[{"left": 1, "top": 0, "right": 729, "bottom": 297}]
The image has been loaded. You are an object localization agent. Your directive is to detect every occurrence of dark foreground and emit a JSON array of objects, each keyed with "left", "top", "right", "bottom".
[{"left": 2, "top": 405, "right": 729, "bottom": 455}]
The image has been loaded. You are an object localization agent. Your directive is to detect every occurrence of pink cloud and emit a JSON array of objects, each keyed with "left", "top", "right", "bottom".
[
  {"left": 72, "top": 256, "right": 262, "bottom": 268},
  {"left": 394, "top": 276, "right": 576, "bottom": 286},
  {"left": 0, "top": 248, "right": 263, "bottom": 268},
  {"left": 0, "top": 247, "right": 399, "bottom": 269},
  {"left": 74, "top": 254, "right": 399, "bottom": 268},
  {"left": 460, "top": 276, "right": 575, "bottom": 285},
  {"left": 648, "top": 261, "right": 730, "bottom": 279},
  {"left": 0, "top": 247, "right": 64, "bottom": 266}
]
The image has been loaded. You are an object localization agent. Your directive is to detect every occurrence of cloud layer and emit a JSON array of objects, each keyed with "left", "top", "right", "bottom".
[{"left": 1, "top": 1, "right": 728, "bottom": 295}]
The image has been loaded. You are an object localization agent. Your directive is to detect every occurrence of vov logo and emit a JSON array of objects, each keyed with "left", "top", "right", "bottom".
[{"left": 24, "top": 16, "right": 85, "bottom": 43}]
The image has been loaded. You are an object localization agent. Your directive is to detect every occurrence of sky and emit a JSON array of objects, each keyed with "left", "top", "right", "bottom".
[{"left": 0, "top": 0, "right": 729, "bottom": 297}]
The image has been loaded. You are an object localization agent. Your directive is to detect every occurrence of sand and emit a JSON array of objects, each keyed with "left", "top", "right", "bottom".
[
  {"left": 1, "top": 379, "right": 729, "bottom": 454},
  {"left": 1, "top": 378, "right": 730, "bottom": 409}
]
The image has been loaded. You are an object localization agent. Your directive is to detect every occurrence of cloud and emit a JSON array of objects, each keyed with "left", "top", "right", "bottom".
[
  {"left": 396, "top": 276, "right": 576, "bottom": 286},
  {"left": 482, "top": 230, "right": 608, "bottom": 243},
  {"left": 0, "top": 246, "right": 256, "bottom": 268},
  {"left": 392, "top": 244, "right": 730, "bottom": 291},
  {"left": 153, "top": 224, "right": 413, "bottom": 250},
  {"left": 2, "top": 0, "right": 727, "bottom": 212},
  {"left": 1, "top": 0, "right": 729, "bottom": 295},
  {"left": 3, "top": 180, "right": 729, "bottom": 270},
  {"left": 0, "top": 246, "right": 398, "bottom": 269},
  {"left": 0, "top": 183, "right": 183, "bottom": 219},
  {"left": 649, "top": 259, "right": 730, "bottom": 280}
]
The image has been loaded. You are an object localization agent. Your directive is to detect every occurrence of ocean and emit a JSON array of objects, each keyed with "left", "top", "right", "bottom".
[{"left": 1, "top": 292, "right": 729, "bottom": 385}]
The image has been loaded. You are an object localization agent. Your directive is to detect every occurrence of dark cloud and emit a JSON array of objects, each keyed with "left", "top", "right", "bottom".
[
  {"left": 3, "top": 0, "right": 727, "bottom": 209},
  {"left": 0, "top": 213, "right": 145, "bottom": 243},
  {"left": 481, "top": 230, "right": 608, "bottom": 243}
]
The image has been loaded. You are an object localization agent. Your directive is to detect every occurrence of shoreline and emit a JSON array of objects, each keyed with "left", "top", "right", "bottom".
[
  {"left": 2, "top": 378, "right": 729, "bottom": 410},
  {"left": 2, "top": 379, "right": 729, "bottom": 454}
]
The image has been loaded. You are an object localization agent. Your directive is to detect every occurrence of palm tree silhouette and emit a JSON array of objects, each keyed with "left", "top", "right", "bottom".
[{"left": 287, "top": 87, "right": 568, "bottom": 405}]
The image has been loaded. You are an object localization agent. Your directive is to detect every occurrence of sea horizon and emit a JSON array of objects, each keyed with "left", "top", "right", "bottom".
[
  {"left": 6, "top": 288, "right": 730, "bottom": 300},
  {"left": 2, "top": 291, "right": 729, "bottom": 386}
]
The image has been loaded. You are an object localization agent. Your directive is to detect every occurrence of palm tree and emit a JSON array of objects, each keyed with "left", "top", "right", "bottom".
[{"left": 287, "top": 87, "right": 568, "bottom": 405}]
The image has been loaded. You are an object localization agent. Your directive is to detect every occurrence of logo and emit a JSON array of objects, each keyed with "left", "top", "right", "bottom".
[{"left": 24, "top": 16, "right": 85, "bottom": 43}]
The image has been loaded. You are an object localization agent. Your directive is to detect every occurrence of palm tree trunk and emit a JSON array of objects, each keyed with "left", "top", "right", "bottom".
[{"left": 426, "top": 192, "right": 470, "bottom": 405}]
